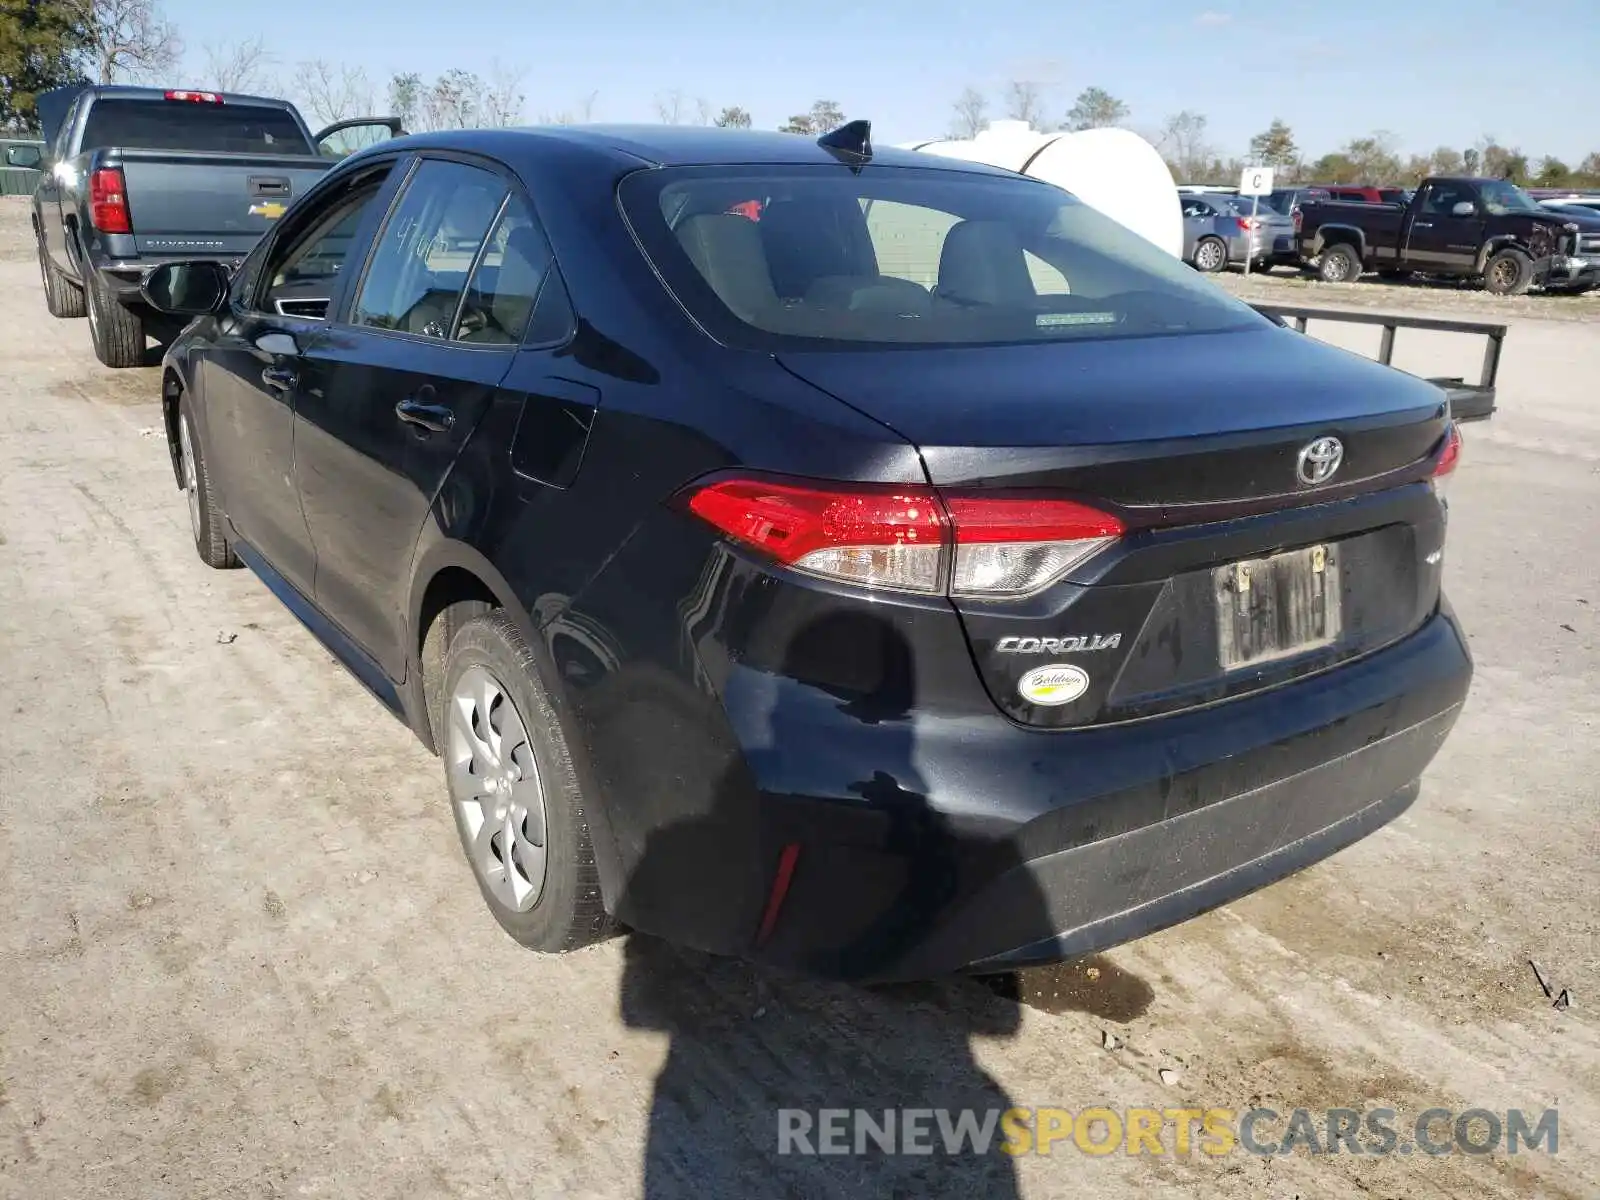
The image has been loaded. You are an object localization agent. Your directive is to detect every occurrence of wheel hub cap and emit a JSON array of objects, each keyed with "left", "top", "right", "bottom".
[{"left": 445, "top": 665, "right": 548, "bottom": 912}]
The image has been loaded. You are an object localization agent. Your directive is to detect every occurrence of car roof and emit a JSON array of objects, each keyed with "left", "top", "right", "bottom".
[{"left": 377, "top": 124, "right": 1023, "bottom": 179}]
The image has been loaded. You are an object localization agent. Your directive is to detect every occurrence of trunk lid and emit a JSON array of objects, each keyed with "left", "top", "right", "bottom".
[
  {"left": 778, "top": 325, "right": 1452, "bottom": 728},
  {"left": 109, "top": 149, "right": 333, "bottom": 258}
]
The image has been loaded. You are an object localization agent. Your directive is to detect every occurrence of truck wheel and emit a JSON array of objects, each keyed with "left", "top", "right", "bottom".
[
  {"left": 1192, "top": 237, "right": 1227, "bottom": 273},
  {"left": 37, "top": 238, "right": 86, "bottom": 319},
  {"left": 1483, "top": 248, "right": 1533, "bottom": 296},
  {"left": 1317, "top": 244, "right": 1361, "bottom": 284},
  {"left": 86, "top": 272, "right": 147, "bottom": 368}
]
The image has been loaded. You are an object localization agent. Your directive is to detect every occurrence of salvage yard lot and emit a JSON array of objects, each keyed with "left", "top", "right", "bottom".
[{"left": 0, "top": 194, "right": 1594, "bottom": 1199}]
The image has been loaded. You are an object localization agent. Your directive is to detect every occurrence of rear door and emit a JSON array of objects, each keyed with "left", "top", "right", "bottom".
[{"left": 292, "top": 154, "right": 551, "bottom": 677}]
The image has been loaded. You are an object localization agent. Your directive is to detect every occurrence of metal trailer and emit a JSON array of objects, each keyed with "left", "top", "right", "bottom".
[{"left": 1253, "top": 304, "right": 1505, "bottom": 423}]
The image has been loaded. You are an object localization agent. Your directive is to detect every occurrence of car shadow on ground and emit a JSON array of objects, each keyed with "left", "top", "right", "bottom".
[{"left": 606, "top": 612, "right": 1067, "bottom": 1197}]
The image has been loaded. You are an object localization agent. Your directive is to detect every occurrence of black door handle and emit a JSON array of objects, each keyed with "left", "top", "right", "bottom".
[
  {"left": 395, "top": 398, "right": 455, "bottom": 434},
  {"left": 261, "top": 366, "right": 297, "bottom": 392}
]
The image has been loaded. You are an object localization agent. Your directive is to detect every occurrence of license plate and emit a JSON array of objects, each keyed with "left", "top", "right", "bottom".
[{"left": 1214, "top": 544, "right": 1341, "bottom": 670}]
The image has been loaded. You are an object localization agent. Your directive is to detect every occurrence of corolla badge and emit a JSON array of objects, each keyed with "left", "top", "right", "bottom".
[
  {"left": 1296, "top": 436, "right": 1344, "bottom": 485},
  {"left": 1017, "top": 664, "right": 1091, "bottom": 707}
]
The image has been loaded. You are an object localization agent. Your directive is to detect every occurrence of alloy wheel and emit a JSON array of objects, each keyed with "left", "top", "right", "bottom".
[
  {"left": 178, "top": 415, "right": 201, "bottom": 542},
  {"left": 1196, "top": 240, "right": 1224, "bottom": 271},
  {"left": 445, "top": 665, "right": 549, "bottom": 912}
]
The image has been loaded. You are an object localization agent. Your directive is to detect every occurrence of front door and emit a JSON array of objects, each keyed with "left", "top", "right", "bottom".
[
  {"left": 293, "top": 156, "right": 554, "bottom": 678},
  {"left": 193, "top": 159, "right": 400, "bottom": 594},
  {"left": 1404, "top": 182, "right": 1484, "bottom": 272}
]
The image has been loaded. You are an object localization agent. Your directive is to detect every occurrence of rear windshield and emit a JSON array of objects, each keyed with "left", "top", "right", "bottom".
[
  {"left": 619, "top": 164, "right": 1265, "bottom": 350},
  {"left": 80, "top": 99, "right": 313, "bottom": 155}
]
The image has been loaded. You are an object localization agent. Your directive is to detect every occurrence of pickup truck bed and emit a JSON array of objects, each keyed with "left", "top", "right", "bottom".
[{"left": 30, "top": 84, "right": 399, "bottom": 367}]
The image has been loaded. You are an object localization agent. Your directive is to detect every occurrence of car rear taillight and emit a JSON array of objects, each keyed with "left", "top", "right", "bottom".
[
  {"left": 1430, "top": 423, "right": 1462, "bottom": 505},
  {"left": 1236, "top": 217, "right": 1260, "bottom": 231},
  {"left": 165, "top": 90, "right": 224, "bottom": 104},
  {"left": 942, "top": 495, "right": 1123, "bottom": 596},
  {"left": 683, "top": 476, "right": 1124, "bottom": 598},
  {"left": 89, "top": 167, "right": 131, "bottom": 233}
]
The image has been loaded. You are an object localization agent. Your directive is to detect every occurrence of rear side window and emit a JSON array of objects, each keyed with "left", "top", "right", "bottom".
[
  {"left": 456, "top": 194, "right": 559, "bottom": 345},
  {"left": 622, "top": 164, "right": 1262, "bottom": 350},
  {"left": 353, "top": 159, "right": 507, "bottom": 339},
  {"left": 79, "top": 99, "right": 313, "bottom": 155}
]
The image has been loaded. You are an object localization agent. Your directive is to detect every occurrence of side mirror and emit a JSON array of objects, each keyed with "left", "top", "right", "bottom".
[
  {"left": 5, "top": 144, "right": 43, "bottom": 169},
  {"left": 1451, "top": 201, "right": 1476, "bottom": 218},
  {"left": 142, "top": 260, "right": 231, "bottom": 316}
]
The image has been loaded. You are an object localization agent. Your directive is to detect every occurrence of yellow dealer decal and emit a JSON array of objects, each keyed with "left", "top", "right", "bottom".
[{"left": 1017, "top": 664, "right": 1090, "bottom": 706}]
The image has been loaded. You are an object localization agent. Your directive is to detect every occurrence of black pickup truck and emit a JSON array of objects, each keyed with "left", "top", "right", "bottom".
[
  {"left": 31, "top": 84, "right": 400, "bottom": 367},
  {"left": 1297, "top": 175, "right": 1600, "bottom": 296}
]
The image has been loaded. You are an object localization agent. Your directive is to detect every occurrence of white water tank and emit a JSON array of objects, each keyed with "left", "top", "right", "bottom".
[{"left": 900, "top": 124, "right": 1182, "bottom": 258}]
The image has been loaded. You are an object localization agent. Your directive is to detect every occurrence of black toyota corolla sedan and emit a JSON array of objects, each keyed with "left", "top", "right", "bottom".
[{"left": 145, "top": 122, "right": 1470, "bottom": 981}]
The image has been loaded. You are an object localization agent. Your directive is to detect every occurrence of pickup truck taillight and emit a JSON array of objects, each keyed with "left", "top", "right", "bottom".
[
  {"left": 165, "top": 90, "right": 224, "bottom": 104},
  {"left": 89, "top": 167, "right": 131, "bottom": 234}
]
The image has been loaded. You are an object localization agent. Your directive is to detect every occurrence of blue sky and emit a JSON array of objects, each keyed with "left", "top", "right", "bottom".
[{"left": 169, "top": 0, "right": 1600, "bottom": 163}]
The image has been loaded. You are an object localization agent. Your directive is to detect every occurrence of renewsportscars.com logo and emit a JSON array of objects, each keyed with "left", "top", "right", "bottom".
[{"left": 776, "top": 1106, "right": 1561, "bottom": 1158}]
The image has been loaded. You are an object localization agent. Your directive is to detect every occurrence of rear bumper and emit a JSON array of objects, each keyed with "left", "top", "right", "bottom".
[{"left": 616, "top": 604, "right": 1472, "bottom": 981}]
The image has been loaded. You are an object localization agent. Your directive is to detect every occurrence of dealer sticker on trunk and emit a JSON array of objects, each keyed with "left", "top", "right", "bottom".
[{"left": 1017, "top": 664, "right": 1091, "bottom": 706}]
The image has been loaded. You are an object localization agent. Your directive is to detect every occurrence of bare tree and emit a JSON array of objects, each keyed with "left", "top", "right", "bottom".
[
  {"left": 67, "top": 0, "right": 181, "bottom": 83},
  {"left": 654, "top": 89, "right": 685, "bottom": 124},
  {"left": 713, "top": 105, "right": 752, "bottom": 129},
  {"left": 419, "top": 68, "right": 482, "bottom": 131},
  {"left": 1003, "top": 80, "right": 1045, "bottom": 128},
  {"left": 1157, "top": 110, "right": 1213, "bottom": 180},
  {"left": 950, "top": 86, "right": 988, "bottom": 139},
  {"left": 295, "top": 59, "right": 375, "bottom": 125},
  {"left": 538, "top": 91, "right": 598, "bottom": 125},
  {"left": 202, "top": 35, "right": 274, "bottom": 94},
  {"left": 482, "top": 61, "right": 526, "bottom": 128}
]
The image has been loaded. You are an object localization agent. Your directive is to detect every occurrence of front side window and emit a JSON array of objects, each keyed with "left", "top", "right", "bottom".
[
  {"left": 1478, "top": 180, "right": 1540, "bottom": 216},
  {"left": 257, "top": 167, "right": 393, "bottom": 319},
  {"left": 622, "top": 164, "right": 1264, "bottom": 350},
  {"left": 354, "top": 159, "right": 507, "bottom": 339}
]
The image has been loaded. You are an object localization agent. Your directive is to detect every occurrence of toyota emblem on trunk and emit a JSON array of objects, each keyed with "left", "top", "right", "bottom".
[{"left": 1296, "top": 436, "right": 1344, "bottom": 485}]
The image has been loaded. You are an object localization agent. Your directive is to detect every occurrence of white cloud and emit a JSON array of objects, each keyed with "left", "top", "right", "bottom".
[{"left": 1194, "top": 10, "right": 1233, "bottom": 26}]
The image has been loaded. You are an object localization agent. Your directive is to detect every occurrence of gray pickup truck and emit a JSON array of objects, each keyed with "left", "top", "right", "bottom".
[{"left": 31, "top": 84, "right": 400, "bottom": 367}]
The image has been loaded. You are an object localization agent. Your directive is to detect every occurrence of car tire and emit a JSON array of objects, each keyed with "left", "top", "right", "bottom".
[
  {"left": 439, "top": 609, "right": 613, "bottom": 954},
  {"left": 1192, "top": 237, "right": 1227, "bottom": 273},
  {"left": 37, "top": 237, "right": 87, "bottom": 318},
  {"left": 176, "top": 393, "right": 239, "bottom": 569},
  {"left": 1317, "top": 243, "right": 1361, "bottom": 284},
  {"left": 1482, "top": 248, "right": 1534, "bottom": 296},
  {"left": 86, "top": 271, "right": 147, "bottom": 368}
]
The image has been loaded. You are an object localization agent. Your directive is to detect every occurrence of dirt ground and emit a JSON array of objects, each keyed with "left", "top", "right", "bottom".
[{"left": 0, "top": 195, "right": 1594, "bottom": 1199}]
